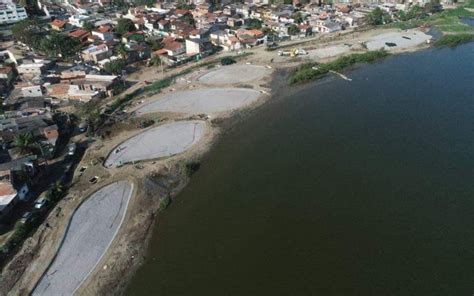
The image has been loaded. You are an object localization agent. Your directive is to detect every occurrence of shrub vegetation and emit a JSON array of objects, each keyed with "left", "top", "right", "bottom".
[
  {"left": 434, "top": 33, "right": 474, "bottom": 47},
  {"left": 221, "top": 57, "right": 236, "bottom": 65},
  {"left": 289, "top": 50, "right": 389, "bottom": 85}
]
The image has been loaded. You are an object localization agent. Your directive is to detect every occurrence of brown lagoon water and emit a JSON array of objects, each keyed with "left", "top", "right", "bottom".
[{"left": 127, "top": 44, "right": 474, "bottom": 295}]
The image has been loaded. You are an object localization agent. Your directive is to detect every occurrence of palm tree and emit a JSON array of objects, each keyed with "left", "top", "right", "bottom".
[
  {"left": 49, "top": 181, "right": 64, "bottom": 201},
  {"left": 150, "top": 55, "right": 161, "bottom": 66},
  {"left": 14, "top": 132, "right": 35, "bottom": 153},
  {"left": 116, "top": 43, "right": 129, "bottom": 60}
]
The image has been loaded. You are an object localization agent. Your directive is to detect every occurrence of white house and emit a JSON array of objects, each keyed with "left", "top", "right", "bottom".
[
  {"left": 92, "top": 25, "right": 114, "bottom": 41},
  {"left": 313, "top": 20, "right": 342, "bottom": 33},
  {"left": 21, "top": 85, "right": 43, "bottom": 97},
  {"left": 0, "top": 170, "right": 29, "bottom": 220},
  {"left": 0, "top": 0, "right": 27, "bottom": 25},
  {"left": 68, "top": 14, "right": 90, "bottom": 27}
]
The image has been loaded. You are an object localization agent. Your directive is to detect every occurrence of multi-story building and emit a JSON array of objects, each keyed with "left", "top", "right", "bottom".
[{"left": 0, "top": 0, "right": 27, "bottom": 25}]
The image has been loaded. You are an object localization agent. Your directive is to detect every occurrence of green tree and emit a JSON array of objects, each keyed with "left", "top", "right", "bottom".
[
  {"left": 220, "top": 57, "right": 236, "bottom": 65},
  {"left": 82, "top": 21, "right": 95, "bottom": 32},
  {"left": 116, "top": 43, "right": 129, "bottom": 60},
  {"left": 116, "top": 18, "right": 135, "bottom": 35},
  {"left": 113, "top": 0, "right": 128, "bottom": 8},
  {"left": 14, "top": 132, "right": 35, "bottom": 153},
  {"left": 176, "top": 3, "right": 195, "bottom": 9},
  {"left": 246, "top": 18, "right": 263, "bottom": 29},
  {"left": 40, "top": 32, "right": 81, "bottom": 58},
  {"left": 11, "top": 19, "right": 42, "bottom": 48},
  {"left": 18, "top": 0, "right": 37, "bottom": 12},
  {"left": 425, "top": 0, "right": 441, "bottom": 13},
  {"left": 398, "top": 5, "right": 426, "bottom": 21},
  {"left": 104, "top": 59, "right": 126, "bottom": 75},
  {"left": 262, "top": 27, "right": 277, "bottom": 39},
  {"left": 288, "top": 24, "right": 300, "bottom": 35},
  {"left": 149, "top": 55, "right": 161, "bottom": 66},
  {"left": 408, "top": 5, "right": 426, "bottom": 19},
  {"left": 292, "top": 12, "right": 304, "bottom": 24},
  {"left": 129, "top": 33, "right": 145, "bottom": 42},
  {"left": 134, "top": 0, "right": 156, "bottom": 5},
  {"left": 181, "top": 13, "right": 195, "bottom": 26},
  {"left": 146, "top": 37, "right": 163, "bottom": 50},
  {"left": 77, "top": 104, "right": 102, "bottom": 134},
  {"left": 366, "top": 7, "right": 390, "bottom": 26},
  {"left": 47, "top": 181, "right": 64, "bottom": 202}
]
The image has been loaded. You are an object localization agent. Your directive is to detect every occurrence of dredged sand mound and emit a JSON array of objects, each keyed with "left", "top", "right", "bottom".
[
  {"left": 366, "top": 30, "right": 431, "bottom": 51},
  {"left": 33, "top": 181, "right": 133, "bottom": 296},
  {"left": 105, "top": 120, "right": 206, "bottom": 168},
  {"left": 198, "top": 64, "right": 269, "bottom": 85},
  {"left": 135, "top": 88, "right": 261, "bottom": 116}
]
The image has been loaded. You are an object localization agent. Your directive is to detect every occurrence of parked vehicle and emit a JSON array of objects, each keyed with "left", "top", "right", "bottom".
[
  {"left": 278, "top": 48, "right": 307, "bottom": 57},
  {"left": 78, "top": 122, "right": 88, "bottom": 133},
  {"left": 19, "top": 212, "right": 34, "bottom": 224},
  {"left": 68, "top": 143, "right": 77, "bottom": 156},
  {"left": 34, "top": 198, "right": 49, "bottom": 210}
]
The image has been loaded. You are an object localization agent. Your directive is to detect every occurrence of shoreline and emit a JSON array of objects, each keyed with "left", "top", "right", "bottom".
[{"left": 0, "top": 27, "right": 438, "bottom": 296}]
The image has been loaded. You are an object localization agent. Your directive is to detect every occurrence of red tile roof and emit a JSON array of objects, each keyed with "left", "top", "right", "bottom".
[
  {"left": 162, "top": 36, "right": 175, "bottom": 45},
  {"left": 229, "top": 36, "right": 239, "bottom": 43},
  {"left": 0, "top": 182, "right": 16, "bottom": 197},
  {"left": 154, "top": 48, "right": 168, "bottom": 56},
  {"left": 134, "top": 17, "right": 145, "bottom": 25},
  {"left": 165, "top": 41, "right": 184, "bottom": 51},
  {"left": 175, "top": 9, "right": 190, "bottom": 15},
  {"left": 69, "top": 28, "right": 89, "bottom": 39},
  {"left": 48, "top": 83, "right": 69, "bottom": 97},
  {"left": 249, "top": 29, "right": 264, "bottom": 38},
  {"left": 337, "top": 5, "right": 351, "bottom": 13},
  {"left": 51, "top": 19, "right": 67, "bottom": 28},
  {"left": 44, "top": 128, "right": 59, "bottom": 140},
  {"left": 96, "top": 25, "right": 112, "bottom": 33},
  {"left": 298, "top": 24, "right": 310, "bottom": 30},
  {"left": 0, "top": 66, "right": 12, "bottom": 74}
]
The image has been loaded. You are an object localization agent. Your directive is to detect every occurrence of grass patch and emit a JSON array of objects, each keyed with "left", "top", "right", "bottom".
[
  {"left": 143, "top": 76, "right": 174, "bottom": 94},
  {"left": 390, "top": 3, "right": 474, "bottom": 33},
  {"left": 110, "top": 88, "right": 143, "bottom": 111},
  {"left": 158, "top": 195, "right": 171, "bottom": 211},
  {"left": 434, "top": 33, "right": 474, "bottom": 46},
  {"left": 431, "top": 9, "right": 474, "bottom": 33},
  {"left": 289, "top": 50, "right": 389, "bottom": 85},
  {"left": 221, "top": 56, "right": 237, "bottom": 65},
  {"left": 2, "top": 224, "right": 31, "bottom": 252}
]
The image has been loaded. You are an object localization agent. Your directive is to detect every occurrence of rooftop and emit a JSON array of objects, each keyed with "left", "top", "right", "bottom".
[
  {"left": 0, "top": 66, "right": 12, "bottom": 74},
  {"left": 0, "top": 183, "right": 16, "bottom": 209},
  {"left": 51, "top": 19, "right": 67, "bottom": 28},
  {"left": 68, "top": 28, "right": 89, "bottom": 39}
]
